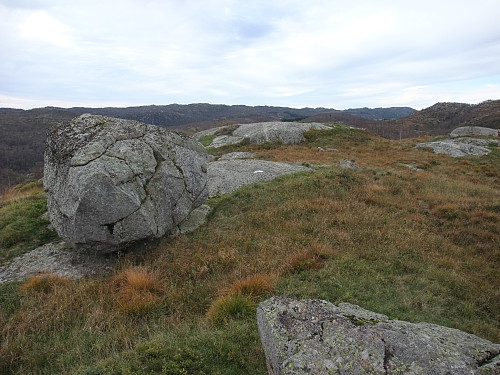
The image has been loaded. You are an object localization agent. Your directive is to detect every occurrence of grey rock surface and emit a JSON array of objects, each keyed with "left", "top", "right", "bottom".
[
  {"left": 339, "top": 158, "right": 361, "bottom": 169},
  {"left": 0, "top": 204, "right": 212, "bottom": 283},
  {"left": 416, "top": 137, "right": 498, "bottom": 157},
  {"left": 44, "top": 114, "right": 208, "bottom": 253},
  {"left": 207, "top": 159, "right": 311, "bottom": 197},
  {"left": 218, "top": 152, "right": 256, "bottom": 160},
  {"left": 171, "top": 204, "right": 212, "bottom": 235},
  {"left": 402, "top": 164, "right": 424, "bottom": 172},
  {"left": 257, "top": 296, "right": 500, "bottom": 375},
  {"left": 194, "top": 122, "right": 331, "bottom": 148},
  {"left": 0, "top": 242, "right": 117, "bottom": 283},
  {"left": 450, "top": 126, "right": 499, "bottom": 138}
]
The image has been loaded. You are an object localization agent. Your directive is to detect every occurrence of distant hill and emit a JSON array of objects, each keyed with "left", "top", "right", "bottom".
[
  {"left": 2, "top": 100, "right": 499, "bottom": 191},
  {"left": 388, "top": 100, "right": 500, "bottom": 136},
  {"left": 343, "top": 107, "right": 415, "bottom": 120},
  {"left": 304, "top": 100, "right": 500, "bottom": 139}
]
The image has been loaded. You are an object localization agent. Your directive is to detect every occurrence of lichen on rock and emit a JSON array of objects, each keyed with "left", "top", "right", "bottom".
[
  {"left": 44, "top": 114, "right": 208, "bottom": 253},
  {"left": 257, "top": 297, "right": 500, "bottom": 374}
]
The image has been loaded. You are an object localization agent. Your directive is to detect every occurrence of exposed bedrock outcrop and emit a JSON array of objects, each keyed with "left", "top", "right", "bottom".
[
  {"left": 416, "top": 126, "right": 499, "bottom": 157},
  {"left": 207, "top": 159, "right": 311, "bottom": 197},
  {"left": 44, "top": 114, "right": 208, "bottom": 253},
  {"left": 193, "top": 121, "right": 332, "bottom": 148},
  {"left": 416, "top": 137, "right": 499, "bottom": 157},
  {"left": 450, "top": 126, "right": 499, "bottom": 138},
  {"left": 257, "top": 297, "right": 500, "bottom": 375}
]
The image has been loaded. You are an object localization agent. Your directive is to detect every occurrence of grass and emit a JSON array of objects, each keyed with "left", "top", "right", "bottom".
[
  {"left": 0, "top": 181, "right": 57, "bottom": 265},
  {"left": 20, "top": 273, "right": 70, "bottom": 295},
  {"left": 110, "top": 267, "right": 164, "bottom": 316},
  {"left": 200, "top": 134, "right": 215, "bottom": 147},
  {"left": 0, "top": 128, "right": 499, "bottom": 374},
  {"left": 206, "top": 294, "right": 256, "bottom": 325}
]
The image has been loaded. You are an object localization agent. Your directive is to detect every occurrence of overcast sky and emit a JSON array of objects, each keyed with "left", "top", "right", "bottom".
[{"left": 1, "top": 0, "right": 500, "bottom": 110}]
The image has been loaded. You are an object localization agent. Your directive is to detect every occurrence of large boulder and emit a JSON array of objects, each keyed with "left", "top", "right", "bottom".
[
  {"left": 194, "top": 122, "right": 332, "bottom": 148},
  {"left": 44, "top": 114, "right": 208, "bottom": 253},
  {"left": 257, "top": 297, "right": 500, "bottom": 375}
]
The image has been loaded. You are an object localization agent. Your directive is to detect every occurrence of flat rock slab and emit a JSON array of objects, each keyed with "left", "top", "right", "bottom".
[
  {"left": 0, "top": 205, "right": 212, "bottom": 284},
  {"left": 258, "top": 296, "right": 500, "bottom": 375},
  {"left": 0, "top": 242, "right": 118, "bottom": 283},
  {"left": 416, "top": 137, "right": 499, "bottom": 157},
  {"left": 450, "top": 126, "right": 499, "bottom": 138},
  {"left": 208, "top": 159, "right": 311, "bottom": 197},
  {"left": 218, "top": 152, "right": 256, "bottom": 160},
  {"left": 194, "top": 122, "right": 332, "bottom": 148}
]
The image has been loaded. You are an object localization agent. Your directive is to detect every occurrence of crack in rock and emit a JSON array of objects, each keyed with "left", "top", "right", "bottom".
[
  {"left": 44, "top": 114, "right": 208, "bottom": 254},
  {"left": 257, "top": 297, "right": 500, "bottom": 375}
]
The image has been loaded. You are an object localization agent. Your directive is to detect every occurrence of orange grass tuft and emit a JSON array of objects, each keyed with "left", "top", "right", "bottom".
[
  {"left": 20, "top": 273, "right": 70, "bottom": 294},
  {"left": 111, "top": 267, "right": 164, "bottom": 316},
  {"left": 223, "top": 274, "right": 276, "bottom": 298}
]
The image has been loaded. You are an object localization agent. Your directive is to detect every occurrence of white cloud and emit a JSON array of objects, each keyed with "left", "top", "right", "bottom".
[
  {"left": 17, "top": 10, "right": 74, "bottom": 47},
  {"left": 1, "top": 0, "right": 499, "bottom": 109}
]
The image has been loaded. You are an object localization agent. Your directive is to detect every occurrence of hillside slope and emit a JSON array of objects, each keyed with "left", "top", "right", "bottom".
[
  {"left": 390, "top": 100, "right": 500, "bottom": 135},
  {"left": 0, "top": 104, "right": 412, "bottom": 191},
  {"left": 0, "top": 126, "right": 498, "bottom": 374}
]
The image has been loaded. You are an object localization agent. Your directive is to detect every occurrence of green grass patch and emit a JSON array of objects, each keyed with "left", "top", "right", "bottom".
[
  {"left": 0, "top": 192, "right": 57, "bottom": 265},
  {"left": 79, "top": 318, "right": 266, "bottom": 375},
  {"left": 200, "top": 134, "right": 215, "bottom": 147},
  {"left": 304, "top": 124, "right": 372, "bottom": 146}
]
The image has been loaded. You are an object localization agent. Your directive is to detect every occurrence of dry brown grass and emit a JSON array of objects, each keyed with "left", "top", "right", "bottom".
[
  {"left": 431, "top": 203, "right": 460, "bottom": 220},
  {"left": 110, "top": 267, "right": 164, "bottom": 316},
  {"left": 255, "top": 145, "right": 337, "bottom": 164},
  {"left": 222, "top": 274, "right": 276, "bottom": 298},
  {"left": 287, "top": 243, "right": 336, "bottom": 273},
  {"left": 0, "top": 182, "right": 44, "bottom": 205},
  {"left": 19, "top": 273, "right": 70, "bottom": 294}
]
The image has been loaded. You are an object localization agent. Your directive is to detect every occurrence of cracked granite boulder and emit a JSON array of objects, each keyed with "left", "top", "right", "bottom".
[
  {"left": 44, "top": 114, "right": 208, "bottom": 253},
  {"left": 257, "top": 297, "right": 500, "bottom": 374}
]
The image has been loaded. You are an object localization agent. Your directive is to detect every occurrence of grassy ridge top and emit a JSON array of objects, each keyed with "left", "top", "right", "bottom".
[{"left": 0, "top": 126, "right": 499, "bottom": 374}]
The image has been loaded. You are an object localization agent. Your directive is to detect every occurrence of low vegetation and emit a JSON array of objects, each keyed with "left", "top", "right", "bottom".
[
  {"left": 0, "top": 181, "right": 57, "bottom": 264},
  {"left": 0, "top": 126, "right": 498, "bottom": 374}
]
